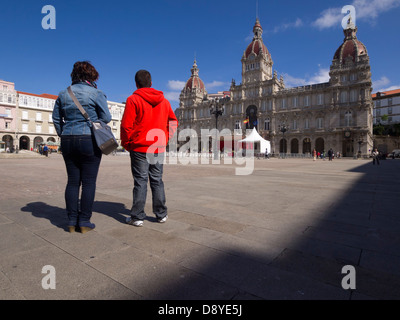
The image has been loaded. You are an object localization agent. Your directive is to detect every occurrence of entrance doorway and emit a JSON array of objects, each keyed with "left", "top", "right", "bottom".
[
  {"left": 315, "top": 137, "right": 324, "bottom": 153},
  {"left": 34, "top": 137, "right": 43, "bottom": 150},
  {"left": 291, "top": 139, "right": 299, "bottom": 154},
  {"left": 2, "top": 135, "right": 13, "bottom": 150},
  {"left": 245, "top": 105, "right": 258, "bottom": 130},
  {"left": 279, "top": 139, "right": 287, "bottom": 153},
  {"left": 303, "top": 138, "right": 311, "bottom": 154},
  {"left": 20, "top": 136, "right": 30, "bottom": 150},
  {"left": 343, "top": 140, "right": 354, "bottom": 157}
]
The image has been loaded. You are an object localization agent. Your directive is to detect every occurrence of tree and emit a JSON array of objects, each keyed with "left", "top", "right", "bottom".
[{"left": 380, "top": 114, "right": 389, "bottom": 123}]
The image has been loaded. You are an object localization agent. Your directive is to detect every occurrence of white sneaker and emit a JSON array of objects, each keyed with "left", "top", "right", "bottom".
[
  {"left": 126, "top": 217, "right": 143, "bottom": 227},
  {"left": 158, "top": 215, "right": 168, "bottom": 223}
]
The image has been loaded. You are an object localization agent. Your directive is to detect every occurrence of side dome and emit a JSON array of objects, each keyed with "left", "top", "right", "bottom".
[
  {"left": 184, "top": 60, "right": 206, "bottom": 92},
  {"left": 333, "top": 16, "right": 367, "bottom": 64}
]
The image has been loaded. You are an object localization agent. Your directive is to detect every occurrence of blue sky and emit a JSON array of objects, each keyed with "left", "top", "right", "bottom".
[{"left": 1, "top": 0, "right": 400, "bottom": 110}]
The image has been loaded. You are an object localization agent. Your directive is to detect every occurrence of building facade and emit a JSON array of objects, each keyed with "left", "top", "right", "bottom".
[
  {"left": 372, "top": 89, "right": 400, "bottom": 125},
  {"left": 176, "top": 17, "right": 374, "bottom": 157},
  {"left": 0, "top": 80, "right": 18, "bottom": 151},
  {"left": 0, "top": 82, "right": 125, "bottom": 152}
]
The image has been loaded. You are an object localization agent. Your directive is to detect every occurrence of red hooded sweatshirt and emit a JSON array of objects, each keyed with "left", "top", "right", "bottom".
[{"left": 120, "top": 87, "right": 178, "bottom": 153}]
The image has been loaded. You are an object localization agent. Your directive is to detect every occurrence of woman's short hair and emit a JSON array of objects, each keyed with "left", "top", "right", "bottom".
[
  {"left": 135, "top": 70, "right": 152, "bottom": 88},
  {"left": 71, "top": 61, "right": 99, "bottom": 83}
]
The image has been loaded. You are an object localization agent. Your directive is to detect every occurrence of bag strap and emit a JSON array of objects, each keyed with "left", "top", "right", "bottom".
[{"left": 67, "top": 86, "right": 90, "bottom": 121}]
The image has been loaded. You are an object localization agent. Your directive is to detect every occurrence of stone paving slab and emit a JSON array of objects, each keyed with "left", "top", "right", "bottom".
[{"left": 0, "top": 153, "right": 400, "bottom": 302}]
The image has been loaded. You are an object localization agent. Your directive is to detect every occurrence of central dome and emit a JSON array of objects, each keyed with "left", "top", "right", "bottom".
[
  {"left": 243, "top": 18, "right": 271, "bottom": 61},
  {"left": 245, "top": 39, "right": 270, "bottom": 59}
]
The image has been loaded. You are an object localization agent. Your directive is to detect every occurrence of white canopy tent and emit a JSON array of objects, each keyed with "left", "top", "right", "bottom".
[{"left": 239, "top": 128, "right": 271, "bottom": 154}]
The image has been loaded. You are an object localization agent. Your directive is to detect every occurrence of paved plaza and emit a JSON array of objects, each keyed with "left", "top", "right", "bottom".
[{"left": 0, "top": 151, "right": 399, "bottom": 301}]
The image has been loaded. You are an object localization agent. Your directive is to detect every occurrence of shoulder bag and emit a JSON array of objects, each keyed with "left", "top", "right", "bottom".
[{"left": 67, "top": 86, "right": 118, "bottom": 155}]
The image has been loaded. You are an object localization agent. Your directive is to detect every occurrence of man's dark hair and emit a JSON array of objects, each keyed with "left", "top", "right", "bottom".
[
  {"left": 70, "top": 61, "right": 99, "bottom": 83},
  {"left": 135, "top": 70, "right": 152, "bottom": 88}
]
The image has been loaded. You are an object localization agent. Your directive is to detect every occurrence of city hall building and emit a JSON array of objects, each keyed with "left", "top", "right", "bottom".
[{"left": 176, "top": 17, "right": 374, "bottom": 157}]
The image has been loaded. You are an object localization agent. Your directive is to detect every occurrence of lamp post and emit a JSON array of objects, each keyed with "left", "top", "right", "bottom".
[
  {"left": 357, "top": 137, "right": 363, "bottom": 158},
  {"left": 15, "top": 131, "right": 19, "bottom": 153},
  {"left": 278, "top": 123, "right": 289, "bottom": 158},
  {"left": 209, "top": 97, "right": 226, "bottom": 160}
]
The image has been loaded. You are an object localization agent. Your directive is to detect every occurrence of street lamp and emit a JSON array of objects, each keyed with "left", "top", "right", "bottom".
[
  {"left": 278, "top": 123, "right": 289, "bottom": 158},
  {"left": 357, "top": 136, "right": 363, "bottom": 158},
  {"left": 209, "top": 97, "right": 227, "bottom": 160}
]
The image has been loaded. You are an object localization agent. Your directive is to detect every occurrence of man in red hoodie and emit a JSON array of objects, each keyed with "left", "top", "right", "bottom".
[{"left": 121, "top": 70, "right": 178, "bottom": 227}]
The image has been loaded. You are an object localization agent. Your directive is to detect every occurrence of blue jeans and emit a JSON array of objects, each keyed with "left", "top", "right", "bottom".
[
  {"left": 61, "top": 135, "right": 102, "bottom": 226},
  {"left": 129, "top": 151, "right": 167, "bottom": 221}
]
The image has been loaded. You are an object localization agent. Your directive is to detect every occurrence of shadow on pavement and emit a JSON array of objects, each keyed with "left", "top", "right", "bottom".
[
  {"left": 21, "top": 201, "right": 67, "bottom": 231},
  {"left": 21, "top": 200, "right": 132, "bottom": 231},
  {"left": 142, "top": 159, "right": 400, "bottom": 300},
  {"left": 93, "top": 200, "right": 131, "bottom": 223}
]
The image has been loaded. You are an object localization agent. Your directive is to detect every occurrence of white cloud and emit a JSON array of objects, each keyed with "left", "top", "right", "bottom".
[
  {"left": 164, "top": 91, "right": 181, "bottom": 102},
  {"left": 309, "top": 67, "right": 330, "bottom": 84},
  {"left": 377, "top": 85, "right": 400, "bottom": 92},
  {"left": 281, "top": 74, "right": 307, "bottom": 87},
  {"left": 372, "top": 76, "right": 400, "bottom": 92},
  {"left": 205, "top": 81, "right": 229, "bottom": 90},
  {"left": 165, "top": 79, "right": 228, "bottom": 103},
  {"left": 313, "top": 8, "right": 342, "bottom": 29},
  {"left": 283, "top": 66, "right": 330, "bottom": 88},
  {"left": 313, "top": 0, "right": 400, "bottom": 29},
  {"left": 373, "top": 76, "right": 390, "bottom": 90},
  {"left": 273, "top": 18, "right": 303, "bottom": 33},
  {"left": 245, "top": 32, "right": 253, "bottom": 42},
  {"left": 167, "top": 80, "right": 186, "bottom": 91}
]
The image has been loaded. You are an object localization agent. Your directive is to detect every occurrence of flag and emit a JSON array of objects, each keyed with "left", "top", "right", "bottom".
[
  {"left": 243, "top": 118, "right": 249, "bottom": 124},
  {"left": 253, "top": 120, "right": 258, "bottom": 125}
]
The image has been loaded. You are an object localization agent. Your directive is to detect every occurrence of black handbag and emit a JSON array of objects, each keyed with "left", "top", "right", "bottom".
[{"left": 67, "top": 86, "right": 118, "bottom": 155}]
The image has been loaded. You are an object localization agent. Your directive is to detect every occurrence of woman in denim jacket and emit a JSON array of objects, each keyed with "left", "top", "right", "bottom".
[{"left": 52, "top": 61, "right": 112, "bottom": 233}]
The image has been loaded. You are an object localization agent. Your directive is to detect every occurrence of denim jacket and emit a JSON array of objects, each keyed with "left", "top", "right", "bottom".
[{"left": 52, "top": 82, "right": 112, "bottom": 136}]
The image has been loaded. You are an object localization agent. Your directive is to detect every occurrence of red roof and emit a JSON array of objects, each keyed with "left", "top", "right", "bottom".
[
  {"left": 333, "top": 38, "right": 367, "bottom": 64},
  {"left": 245, "top": 39, "right": 270, "bottom": 60},
  {"left": 184, "top": 76, "right": 205, "bottom": 91},
  {"left": 17, "top": 91, "right": 58, "bottom": 100},
  {"left": 372, "top": 88, "right": 400, "bottom": 98}
]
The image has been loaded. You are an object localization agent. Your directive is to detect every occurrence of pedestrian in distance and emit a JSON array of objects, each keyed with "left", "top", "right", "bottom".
[
  {"left": 264, "top": 147, "right": 270, "bottom": 159},
  {"left": 328, "top": 148, "right": 333, "bottom": 161},
  {"left": 313, "top": 148, "right": 317, "bottom": 161},
  {"left": 372, "top": 148, "right": 380, "bottom": 165},
  {"left": 43, "top": 144, "right": 49, "bottom": 157},
  {"left": 121, "top": 70, "right": 178, "bottom": 227},
  {"left": 52, "top": 61, "right": 112, "bottom": 233}
]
